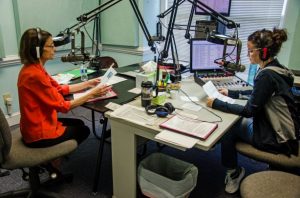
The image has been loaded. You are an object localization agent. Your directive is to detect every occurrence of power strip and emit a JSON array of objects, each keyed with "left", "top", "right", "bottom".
[{"left": 5, "top": 112, "right": 20, "bottom": 126}]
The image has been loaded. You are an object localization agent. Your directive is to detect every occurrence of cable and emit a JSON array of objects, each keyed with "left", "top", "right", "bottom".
[{"left": 179, "top": 88, "right": 223, "bottom": 122}]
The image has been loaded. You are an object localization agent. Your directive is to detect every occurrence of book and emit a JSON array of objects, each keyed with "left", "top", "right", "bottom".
[
  {"left": 159, "top": 115, "right": 218, "bottom": 140},
  {"left": 73, "top": 88, "right": 117, "bottom": 102}
]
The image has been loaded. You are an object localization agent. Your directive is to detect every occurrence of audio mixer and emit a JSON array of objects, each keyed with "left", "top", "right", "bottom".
[{"left": 194, "top": 70, "right": 252, "bottom": 90}]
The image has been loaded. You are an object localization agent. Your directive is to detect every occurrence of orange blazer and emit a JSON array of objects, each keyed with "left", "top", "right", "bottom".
[{"left": 18, "top": 63, "right": 71, "bottom": 143}]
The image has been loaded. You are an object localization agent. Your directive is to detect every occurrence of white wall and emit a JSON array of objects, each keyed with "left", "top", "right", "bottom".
[{"left": 278, "top": 0, "right": 300, "bottom": 70}]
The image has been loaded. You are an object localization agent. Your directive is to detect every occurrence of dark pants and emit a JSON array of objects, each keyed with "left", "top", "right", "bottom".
[
  {"left": 25, "top": 118, "right": 90, "bottom": 148},
  {"left": 221, "top": 117, "right": 254, "bottom": 169}
]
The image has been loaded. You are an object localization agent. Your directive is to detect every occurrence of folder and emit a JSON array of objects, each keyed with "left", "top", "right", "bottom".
[{"left": 159, "top": 115, "right": 218, "bottom": 140}]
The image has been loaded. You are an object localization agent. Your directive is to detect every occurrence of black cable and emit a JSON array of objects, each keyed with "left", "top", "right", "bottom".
[{"left": 179, "top": 88, "right": 223, "bottom": 122}]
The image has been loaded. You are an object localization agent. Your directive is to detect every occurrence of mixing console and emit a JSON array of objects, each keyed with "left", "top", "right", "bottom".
[{"left": 194, "top": 70, "right": 252, "bottom": 90}]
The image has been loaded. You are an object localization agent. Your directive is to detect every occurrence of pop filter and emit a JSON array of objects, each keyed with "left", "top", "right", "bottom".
[{"left": 53, "top": 33, "right": 71, "bottom": 47}]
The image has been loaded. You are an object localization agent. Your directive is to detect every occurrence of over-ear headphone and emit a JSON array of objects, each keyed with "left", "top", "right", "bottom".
[
  {"left": 35, "top": 28, "right": 42, "bottom": 58},
  {"left": 259, "top": 32, "right": 270, "bottom": 61},
  {"left": 145, "top": 102, "right": 175, "bottom": 118}
]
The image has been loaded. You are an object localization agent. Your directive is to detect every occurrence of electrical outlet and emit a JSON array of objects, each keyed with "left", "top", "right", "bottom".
[{"left": 2, "top": 92, "right": 11, "bottom": 104}]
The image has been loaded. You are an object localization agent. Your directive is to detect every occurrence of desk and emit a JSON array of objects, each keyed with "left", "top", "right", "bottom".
[
  {"left": 77, "top": 62, "right": 142, "bottom": 194},
  {"left": 106, "top": 77, "right": 241, "bottom": 198}
]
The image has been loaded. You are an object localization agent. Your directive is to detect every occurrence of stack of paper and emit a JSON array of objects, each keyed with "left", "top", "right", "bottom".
[{"left": 155, "top": 130, "right": 199, "bottom": 149}]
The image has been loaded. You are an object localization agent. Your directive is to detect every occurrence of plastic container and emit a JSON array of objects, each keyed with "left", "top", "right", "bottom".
[
  {"left": 138, "top": 152, "right": 198, "bottom": 198},
  {"left": 141, "top": 81, "right": 153, "bottom": 107},
  {"left": 80, "top": 64, "right": 88, "bottom": 81}
]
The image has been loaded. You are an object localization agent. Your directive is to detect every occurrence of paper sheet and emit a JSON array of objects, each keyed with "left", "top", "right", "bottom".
[
  {"left": 202, "top": 81, "right": 235, "bottom": 104},
  {"left": 155, "top": 130, "right": 198, "bottom": 149},
  {"left": 111, "top": 104, "right": 159, "bottom": 126},
  {"left": 97, "top": 66, "right": 117, "bottom": 86},
  {"left": 52, "top": 73, "right": 74, "bottom": 84}
]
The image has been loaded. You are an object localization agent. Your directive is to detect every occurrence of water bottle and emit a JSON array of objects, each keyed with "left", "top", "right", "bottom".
[{"left": 80, "top": 64, "right": 88, "bottom": 81}]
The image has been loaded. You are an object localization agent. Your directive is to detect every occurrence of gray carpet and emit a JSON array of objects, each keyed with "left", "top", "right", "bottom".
[{"left": 0, "top": 106, "right": 269, "bottom": 198}]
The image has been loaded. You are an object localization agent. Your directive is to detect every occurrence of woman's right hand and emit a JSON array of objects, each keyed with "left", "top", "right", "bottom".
[
  {"left": 218, "top": 88, "right": 228, "bottom": 96},
  {"left": 89, "top": 84, "right": 112, "bottom": 99}
]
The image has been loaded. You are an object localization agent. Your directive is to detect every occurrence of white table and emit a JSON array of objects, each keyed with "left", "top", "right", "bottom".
[{"left": 107, "top": 77, "right": 241, "bottom": 198}]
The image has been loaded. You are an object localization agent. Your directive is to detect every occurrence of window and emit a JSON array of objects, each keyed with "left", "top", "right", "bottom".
[{"left": 165, "top": 0, "right": 285, "bottom": 69}]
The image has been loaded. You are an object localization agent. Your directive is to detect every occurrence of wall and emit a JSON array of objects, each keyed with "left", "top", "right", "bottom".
[
  {"left": 278, "top": 0, "right": 300, "bottom": 70},
  {"left": 0, "top": 0, "right": 160, "bottom": 118}
]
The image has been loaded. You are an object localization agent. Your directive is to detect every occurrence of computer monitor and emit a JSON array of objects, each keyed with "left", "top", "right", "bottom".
[
  {"left": 195, "top": 0, "right": 232, "bottom": 17},
  {"left": 190, "top": 38, "right": 236, "bottom": 72}
]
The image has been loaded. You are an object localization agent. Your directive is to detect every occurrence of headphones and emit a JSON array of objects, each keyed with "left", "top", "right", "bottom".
[
  {"left": 145, "top": 102, "right": 175, "bottom": 118},
  {"left": 259, "top": 32, "right": 270, "bottom": 61},
  {"left": 35, "top": 27, "right": 42, "bottom": 58}
]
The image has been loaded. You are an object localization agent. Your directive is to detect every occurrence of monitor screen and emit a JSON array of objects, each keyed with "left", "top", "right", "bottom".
[
  {"left": 195, "top": 0, "right": 232, "bottom": 17},
  {"left": 190, "top": 38, "right": 236, "bottom": 72}
]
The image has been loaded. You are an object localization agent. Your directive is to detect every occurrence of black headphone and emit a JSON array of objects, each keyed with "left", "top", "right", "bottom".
[
  {"left": 35, "top": 27, "right": 42, "bottom": 58},
  {"left": 145, "top": 102, "right": 175, "bottom": 118},
  {"left": 259, "top": 32, "right": 270, "bottom": 61}
]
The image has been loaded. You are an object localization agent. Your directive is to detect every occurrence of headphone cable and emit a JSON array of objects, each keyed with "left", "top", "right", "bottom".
[{"left": 179, "top": 88, "right": 223, "bottom": 123}]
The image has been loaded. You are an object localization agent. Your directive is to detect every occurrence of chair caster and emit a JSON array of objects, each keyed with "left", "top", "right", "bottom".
[{"left": 21, "top": 168, "right": 29, "bottom": 181}]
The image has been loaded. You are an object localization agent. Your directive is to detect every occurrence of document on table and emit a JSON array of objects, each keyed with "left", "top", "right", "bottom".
[
  {"left": 52, "top": 73, "right": 74, "bottom": 84},
  {"left": 155, "top": 130, "right": 199, "bottom": 149},
  {"left": 202, "top": 81, "right": 235, "bottom": 104},
  {"left": 159, "top": 115, "right": 218, "bottom": 140},
  {"left": 73, "top": 88, "right": 117, "bottom": 102},
  {"left": 110, "top": 104, "right": 160, "bottom": 126}
]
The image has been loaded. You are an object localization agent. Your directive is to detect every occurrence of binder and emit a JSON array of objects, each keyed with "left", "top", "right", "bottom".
[{"left": 159, "top": 115, "right": 218, "bottom": 140}]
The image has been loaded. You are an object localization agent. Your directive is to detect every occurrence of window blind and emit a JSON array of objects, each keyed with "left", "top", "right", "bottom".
[{"left": 166, "top": 0, "right": 285, "bottom": 67}]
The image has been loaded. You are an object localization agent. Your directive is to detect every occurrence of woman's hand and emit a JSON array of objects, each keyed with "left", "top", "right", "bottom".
[
  {"left": 89, "top": 84, "right": 111, "bottom": 98},
  {"left": 86, "top": 78, "right": 101, "bottom": 88},
  {"left": 206, "top": 97, "right": 215, "bottom": 108},
  {"left": 218, "top": 88, "right": 228, "bottom": 96}
]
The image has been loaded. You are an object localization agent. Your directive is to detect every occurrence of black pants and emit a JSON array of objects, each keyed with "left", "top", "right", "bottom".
[{"left": 25, "top": 118, "right": 90, "bottom": 148}]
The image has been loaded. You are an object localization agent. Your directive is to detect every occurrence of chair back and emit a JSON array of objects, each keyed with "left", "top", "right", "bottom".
[
  {"left": 89, "top": 56, "right": 118, "bottom": 70},
  {"left": 0, "top": 108, "right": 12, "bottom": 164}
]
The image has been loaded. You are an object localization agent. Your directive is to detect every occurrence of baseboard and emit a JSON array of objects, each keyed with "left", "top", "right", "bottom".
[{"left": 5, "top": 112, "right": 20, "bottom": 126}]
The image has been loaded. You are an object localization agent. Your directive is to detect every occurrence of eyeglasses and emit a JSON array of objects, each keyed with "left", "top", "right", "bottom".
[
  {"left": 44, "top": 45, "right": 55, "bottom": 49},
  {"left": 247, "top": 48, "right": 261, "bottom": 54}
]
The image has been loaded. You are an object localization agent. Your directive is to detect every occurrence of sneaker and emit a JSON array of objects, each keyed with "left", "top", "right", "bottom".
[{"left": 224, "top": 167, "right": 245, "bottom": 194}]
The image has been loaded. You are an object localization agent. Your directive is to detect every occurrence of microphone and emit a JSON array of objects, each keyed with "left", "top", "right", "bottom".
[
  {"left": 215, "top": 60, "right": 246, "bottom": 72},
  {"left": 151, "top": 21, "right": 165, "bottom": 41},
  {"left": 61, "top": 54, "right": 90, "bottom": 63}
]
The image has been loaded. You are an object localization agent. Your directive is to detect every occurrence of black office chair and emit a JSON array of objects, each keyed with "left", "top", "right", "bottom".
[
  {"left": 90, "top": 56, "right": 119, "bottom": 140},
  {"left": 0, "top": 107, "right": 78, "bottom": 197},
  {"left": 89, "top": 56, "right": 118, "bottom": 71}
]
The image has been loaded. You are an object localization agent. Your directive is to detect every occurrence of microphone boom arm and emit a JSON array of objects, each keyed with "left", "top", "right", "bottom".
[{"left": 64, "top": 0, "right": 158, "bottom": 52}]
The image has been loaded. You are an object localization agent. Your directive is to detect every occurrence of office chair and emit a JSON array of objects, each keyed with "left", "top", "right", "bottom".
[
  {"left": 240, "top": 170, "right": 300, "bottom": 198},
  {"left": 236, "top": 141, "right": 300, "bottom": 171},
  {"left": 0, "top": 107, "right": 78, "bottom": 197},
  {"left": 89, "top": 56, "right": 118, "bottom": 71}
]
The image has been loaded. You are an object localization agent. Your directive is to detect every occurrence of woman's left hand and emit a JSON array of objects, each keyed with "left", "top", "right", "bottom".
[
  {"left": 86, "top": 78, "right": 101, "bottom": 88},
  {"left": 206, "top": 97, "right": 215, "bottom": 108}
]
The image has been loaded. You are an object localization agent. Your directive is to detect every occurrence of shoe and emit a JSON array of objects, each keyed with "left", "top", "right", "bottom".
[{"left": 224, "top": 167, "right": 245, "bottom": 194}]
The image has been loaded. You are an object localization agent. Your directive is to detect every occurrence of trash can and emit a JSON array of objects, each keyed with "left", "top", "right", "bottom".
[{"left": 138, "top": 152, "right": 198, "bottom": 198}]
